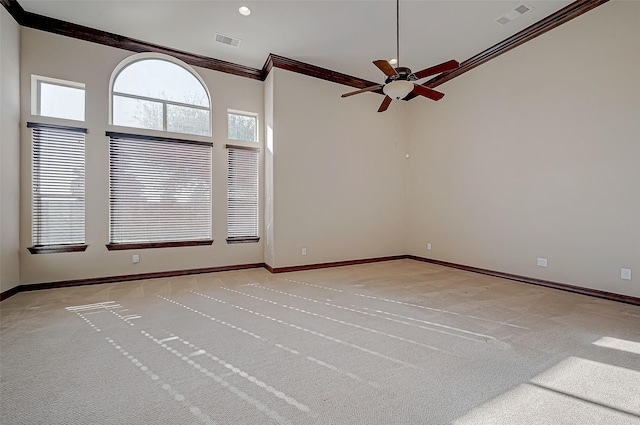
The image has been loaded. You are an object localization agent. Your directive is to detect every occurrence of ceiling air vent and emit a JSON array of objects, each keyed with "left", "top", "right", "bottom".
[
  {"left": 496, "top": 3, "right": 533, "bottom": 25},
  {"left": 215, "top": 33, "right": 241, "bottom": 48}
]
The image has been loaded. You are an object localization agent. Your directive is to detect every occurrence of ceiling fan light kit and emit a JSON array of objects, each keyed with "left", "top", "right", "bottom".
[
  {"left": 383, "top": 80, "right": 414, "bottom": 100},
  {"left": 342, "top": 0, "right": 460, "bottom": 112}
]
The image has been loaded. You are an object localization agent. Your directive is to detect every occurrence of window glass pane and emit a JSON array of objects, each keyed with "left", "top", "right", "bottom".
[
  {"left": 113, "top": 95, "right": 163, "bottom": 131},
  {"left": 39, "top": 82, "right": 85, "bottom": 121},
  {"left": 113, "top": 59, "right": 208, "bottom": 107},
  {"left": 167, "top": 105, "right": 210, "bottom": 136},
  {"left": 228, "top": 113, "right": 257, "bottom": 142}
]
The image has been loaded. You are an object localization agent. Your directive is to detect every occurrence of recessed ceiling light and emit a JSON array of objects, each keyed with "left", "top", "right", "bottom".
[
  {"left": 389, "top": 58, "right": 398, "bottom": 65},
  {"left": 239, "top": 6, "right": 251, "bottom": 16}
]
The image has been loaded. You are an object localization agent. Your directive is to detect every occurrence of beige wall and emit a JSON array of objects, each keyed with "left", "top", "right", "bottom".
[
  {"left": 0, "top": 8, "right": 21, "bottom": 293},
  {"left": 264, "top": 71, "right": 276, "bottom": 266},
  {"left": 18, "top": 27, "right": 409, "bottom": 283},
  {"left": 12, "top": 1, "right": 638, "bottom": 298},
  {"left": 406, "top": 1, "right": 640, "bottom": 297},
  {"left": 269, "top": 68, "right": 407, "bottom": 268},
  {"left": 19, "top": 28, "right": 264, "bottom": 285}
]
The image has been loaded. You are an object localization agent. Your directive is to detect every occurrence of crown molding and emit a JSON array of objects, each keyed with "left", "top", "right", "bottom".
[
  {"left": 2, "top": 0, "right": 609, "bottom": 90},
  {"left": 262, "top": 54, "right": 381, "bottom": 92},
  {"left": 4, "top": 0, "right": 263, "bottom": 80},
  {"left": 410, "top": 0, "right": 610, "bottom": 96},
  {"left": 1, "top": 0, "right": 25, "bottom": 23}
]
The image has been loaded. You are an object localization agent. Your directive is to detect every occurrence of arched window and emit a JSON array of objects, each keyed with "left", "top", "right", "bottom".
[{"left": 111, "top": 54, "right": 211, "bottom": 136}]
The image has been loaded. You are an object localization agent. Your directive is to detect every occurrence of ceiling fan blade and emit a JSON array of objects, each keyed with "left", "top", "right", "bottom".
[
  {"left": 410, "top": 84, "right": 445, "bottom": 101},
  {"left": 410, "top": 59, "right": 459, "bottom": 80},
  {"left": 377, "top": 96, "right": 393, "bottom": 112},
  {"left": 373, "top": 60, "right": 399, "bottom": 78},
  {"left": 341, "top": 84, "right": 384, "bottom": 98}
]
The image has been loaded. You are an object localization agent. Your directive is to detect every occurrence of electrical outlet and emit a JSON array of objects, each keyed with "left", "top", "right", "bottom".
[
  {"left": 132, "top": 254, "right": 139, "bottom": 264},
  {"left": 301, "top": 247, "right": 307, "bottom": 256},
  {"left": 427, "top": 243, "right": 432, "bottom": 250},
  {"left": 621, "top": 268, "right": 632, "bottom": 280},
  {"left": 537, "top": 258, "right": 548, "bottom": 267}
]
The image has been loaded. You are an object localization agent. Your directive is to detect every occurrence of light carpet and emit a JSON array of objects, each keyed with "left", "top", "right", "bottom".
[{"left": 1, "top": 260, "right": 639, "bottom": 424}]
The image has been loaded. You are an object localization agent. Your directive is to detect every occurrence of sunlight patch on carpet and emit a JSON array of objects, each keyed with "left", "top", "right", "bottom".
[{"left": 593, "top": 336, "right": 640, "bottom": 355}]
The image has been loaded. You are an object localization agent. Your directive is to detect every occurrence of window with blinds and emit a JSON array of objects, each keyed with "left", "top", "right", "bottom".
[
  {"left": 227, "top": 145, "right": 259, "bottom": 243},
  {"left": 107, "top": 132, "right": 213, "bottom": 249},
  {"left": 29, "top": 123, "right": 87, "bottom": 253}
]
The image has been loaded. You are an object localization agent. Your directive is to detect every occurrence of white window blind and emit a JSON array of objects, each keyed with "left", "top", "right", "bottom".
[
  {"left": 108, "top": 132, "right": 212, "bottom": 245},
  {"left": 29, "top": 123, "right": 86, "bottom": 248},
  {"left": 227, "top": 145, "right": 259, "bottom": 242}
]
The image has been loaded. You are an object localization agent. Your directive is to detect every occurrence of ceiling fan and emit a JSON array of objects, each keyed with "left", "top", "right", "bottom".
[{"left": 341, "top": 0, "right": 460, "bottom": 112}]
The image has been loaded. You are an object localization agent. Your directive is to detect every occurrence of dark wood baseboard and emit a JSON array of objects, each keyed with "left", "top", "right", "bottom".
[
  {"left": 266, "top": 255, "right": 407, "bottom": 274},
  {"left": 0, "top": 285, "right": 21, "bottom": 302},
  {"left": 407, "top": 255, "right": 640, "bottom": 306},
  {"left": 2, "top": 256, "right": 637, "bottom": 307},
  {"left": 1, "top": 263, "right": 265, "bottom": 300}
]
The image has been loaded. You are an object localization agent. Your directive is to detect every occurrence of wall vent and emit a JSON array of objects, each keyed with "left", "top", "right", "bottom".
[
  {"left": 215, "top": 33, "right": 241, "bottom": 48},
  {"left": 496, "top": 3, "right": 533, "bottom": 25}
]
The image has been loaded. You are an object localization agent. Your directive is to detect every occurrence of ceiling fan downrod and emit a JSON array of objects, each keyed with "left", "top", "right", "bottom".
[{"left": 396, "top": 0, "right": 400, "bottom": 68}]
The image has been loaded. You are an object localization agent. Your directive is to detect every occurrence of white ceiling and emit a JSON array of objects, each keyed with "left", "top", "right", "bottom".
[{"left": 20, "top": 1, "right": 572, "bottom": 83}]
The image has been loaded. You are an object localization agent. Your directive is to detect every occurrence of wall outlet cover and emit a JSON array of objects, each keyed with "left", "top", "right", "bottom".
[
  {"left": 537, "top": 258, "right": 548, "bottom": 267},
  {"left": 621, "top": 268, "right": 632, "bottom": 280}
]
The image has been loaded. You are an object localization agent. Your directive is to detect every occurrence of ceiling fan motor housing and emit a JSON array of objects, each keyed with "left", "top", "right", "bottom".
[{"left": 385, "top": 67, "right": 414, "bottom": 83}]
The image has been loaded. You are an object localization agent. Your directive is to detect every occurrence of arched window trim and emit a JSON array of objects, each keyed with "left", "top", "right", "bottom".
[{"left": 109, "top": 52, "right": 212, "bottom": 136}]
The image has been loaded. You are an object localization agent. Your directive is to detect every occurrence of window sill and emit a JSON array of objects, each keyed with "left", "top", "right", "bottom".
[
  {"left": 226, "top": 237, "right": 260, "bottom": 244},
  {"left": 28, "top": 244, "right": 88, "bottom": 254},
  {"left": 106, "top": 240, "right": 213, "bottom": 251}
]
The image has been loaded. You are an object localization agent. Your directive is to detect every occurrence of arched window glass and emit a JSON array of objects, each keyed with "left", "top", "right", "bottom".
[{"left": 111, "top": 56, "right": 211, "bottom": 136}]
